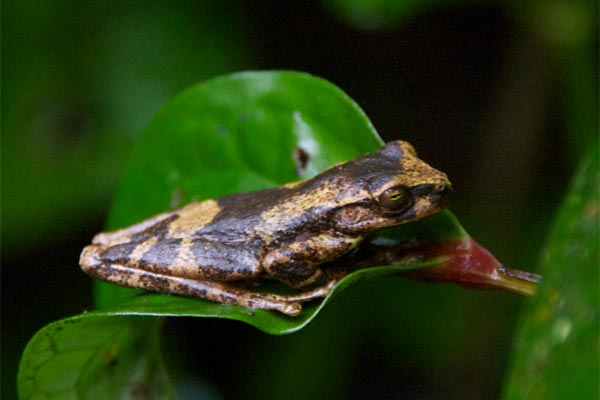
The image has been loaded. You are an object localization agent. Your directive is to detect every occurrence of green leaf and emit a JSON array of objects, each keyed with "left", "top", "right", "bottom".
[
  {"left": 18, "top": 316, "right": 171, "bottom": 400},
  {"left": 502, "top": 142, "right": 599, "bottom": 399}
]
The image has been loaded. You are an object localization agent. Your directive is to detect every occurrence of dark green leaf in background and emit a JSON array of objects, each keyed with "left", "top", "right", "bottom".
[
  {"left": 322, "top": 0, "right": 455, "bottom": 29},
  {"left": 503, "top": 142, "right": 599, "bottom": 399},
  {"left": 2, "top": 1, "right": 255, "bottom": 252}
]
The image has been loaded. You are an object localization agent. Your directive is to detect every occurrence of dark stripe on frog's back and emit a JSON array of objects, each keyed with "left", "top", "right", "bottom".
[{"left": 196, "top": 186, "right": 293, "bottom": 236}]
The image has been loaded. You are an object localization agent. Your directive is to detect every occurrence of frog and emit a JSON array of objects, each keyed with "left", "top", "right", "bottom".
[{"left": 80, "top": 140, "right": 451, "bottom": 316}]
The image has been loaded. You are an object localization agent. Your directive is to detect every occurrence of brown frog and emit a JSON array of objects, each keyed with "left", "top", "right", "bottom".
[{"left": 80, "top": 141, "right": 451, "bottom": 315}]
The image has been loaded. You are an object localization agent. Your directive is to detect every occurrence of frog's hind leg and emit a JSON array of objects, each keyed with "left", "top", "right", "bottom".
[{"left": 81, "top": 259, "right": 305, "bottom": 316}]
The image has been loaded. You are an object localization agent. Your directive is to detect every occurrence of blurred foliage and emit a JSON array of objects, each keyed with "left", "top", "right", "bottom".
[
  {"left": 510, "top": 0, "right": 598, "bottom": 159},
  {"left": 322, "top": 0, "right": 458, "bottom": 29},
  {"left": 323, "top": 0, "right": 598, "bottom": 154},
  {"left": 2, "top": 1, "right": 256, "bottom": 252},
  {"left": 4, "top": 1, "right": 598, "bottom": 399},
  {"left": 503, "top": 143, "right": 599, "bottom": 399}
]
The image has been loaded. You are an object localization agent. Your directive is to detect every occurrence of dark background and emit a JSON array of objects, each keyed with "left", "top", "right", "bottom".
[{"left": 3, "top": 1, "right": 598, "bottom": 399}]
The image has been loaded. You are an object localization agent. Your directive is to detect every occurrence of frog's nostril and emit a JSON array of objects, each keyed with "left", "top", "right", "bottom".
[
  {"left": 436, "top": 184, "right": 453, "bottom": 198},
  {"left": 435, "top": 184, "right": 448, "bottom": 192}
]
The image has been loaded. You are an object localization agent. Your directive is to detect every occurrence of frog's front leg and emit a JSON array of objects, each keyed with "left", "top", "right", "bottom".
[{"left": 263, "top": 233, "right": 362, "bottom": 289}]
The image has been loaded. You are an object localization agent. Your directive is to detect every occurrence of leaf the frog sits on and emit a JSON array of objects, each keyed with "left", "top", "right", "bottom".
[{"left": 80, "top": 141, "right": 451, "bottom": 315}]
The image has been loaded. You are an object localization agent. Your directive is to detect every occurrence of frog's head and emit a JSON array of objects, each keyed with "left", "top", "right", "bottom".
[{"left": 332, "top": 140, "right": 452, "bottom": 234}]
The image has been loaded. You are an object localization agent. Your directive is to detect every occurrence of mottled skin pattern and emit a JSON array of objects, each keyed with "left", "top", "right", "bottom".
[{"left": 81, "top": 141, "right": 451, "bottom": 315}]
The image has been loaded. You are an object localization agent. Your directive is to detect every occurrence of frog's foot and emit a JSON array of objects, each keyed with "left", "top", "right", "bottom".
[
  {"left": 279, "top": 279, "right": 337, "bottom": 302},
  {"left": 235, "top": 280, "right": 337, "bottom": 315},
  {"left": 232, "top": 279, "right": 337, "bottom": 315}
]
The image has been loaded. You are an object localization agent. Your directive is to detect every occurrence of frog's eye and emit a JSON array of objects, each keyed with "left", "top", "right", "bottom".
[{"left": 378, "top": 186, "right": 413, "bottom": 213}]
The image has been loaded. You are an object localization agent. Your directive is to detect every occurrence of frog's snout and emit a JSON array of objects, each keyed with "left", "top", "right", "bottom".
[{"left": 411, "top": 180, "right": 452, "bottom": 213}]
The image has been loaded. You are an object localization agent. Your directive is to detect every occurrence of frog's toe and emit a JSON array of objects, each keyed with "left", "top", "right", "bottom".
[{"left": 282, "top": 302, "right": 302, "bottom": 316}]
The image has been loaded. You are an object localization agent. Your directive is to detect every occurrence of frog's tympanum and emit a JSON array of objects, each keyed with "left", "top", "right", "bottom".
[{"left": 81, "top": 141, "right": 451, "bottom": 315}]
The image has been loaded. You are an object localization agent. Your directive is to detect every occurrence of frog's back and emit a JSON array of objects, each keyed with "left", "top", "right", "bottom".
[{"left": 193, "top": 186, "right": 295, "bottom": 240}]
